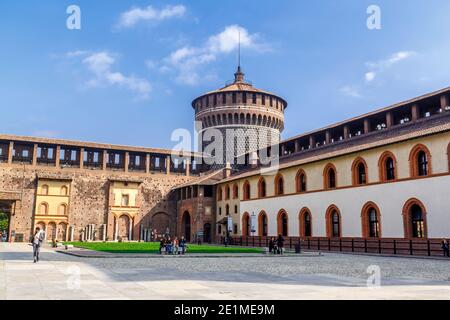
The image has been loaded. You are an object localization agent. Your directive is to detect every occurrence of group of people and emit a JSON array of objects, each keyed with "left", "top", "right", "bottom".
[
  {"left": 159, "top": 236, "right": 187, "bottom": 255},
  {"left": 268, "top": 235, "right": 285, "bottom": 255}
]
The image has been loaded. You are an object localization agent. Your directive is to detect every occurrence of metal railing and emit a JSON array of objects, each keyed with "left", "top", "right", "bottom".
[{"left": 226, "top": 236, "right": 448, "bottom": 257}]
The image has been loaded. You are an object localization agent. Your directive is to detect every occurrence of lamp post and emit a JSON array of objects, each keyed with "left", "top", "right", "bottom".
[{"left": 251, "top": 211, "right": 256, "bottom": 237}]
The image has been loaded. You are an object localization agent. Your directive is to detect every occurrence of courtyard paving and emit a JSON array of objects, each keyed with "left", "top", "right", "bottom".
[{"left": 1, "top": 243, "right": 450, "bottom": 300}]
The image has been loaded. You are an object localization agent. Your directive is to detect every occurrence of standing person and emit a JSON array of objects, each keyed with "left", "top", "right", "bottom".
[
  {"left": 276, "top": 234, "right": 284, "bottom": 255},
  {"left": 180, "top": 236, "right": 187, "bottom": 255},
  {"left": 32, "top": 227, "right": 45, "bottom": 263},
  {"left": 173, "top": 237, "right": 179, "bottom": 255},
  {"left": 442, "top": 239, "right": 450, "bottom": 257},
  {"left": 268, "top": 237, "right": 274, "bottom": 254},
  {"left": 167, "top": 237, "right": 173, "bottom": 255},
  {"left": 159, "top": 237, "right": 165, "bottom": 255}
]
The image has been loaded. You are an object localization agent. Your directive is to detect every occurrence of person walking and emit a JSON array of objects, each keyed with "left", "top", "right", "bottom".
[
  {"left": 32, "top": 227, "right": 45, "bottom": 263},
  {"left": 276, "top": 234, "right": 284, "bottom": 255},
  {"left": 442, "top": 239, "right": 450, "bottom": 257}
]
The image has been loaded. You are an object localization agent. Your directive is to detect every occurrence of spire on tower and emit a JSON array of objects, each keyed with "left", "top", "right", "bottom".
[{"left": 234, "top": 31, "right": 245, "bottom": 83}]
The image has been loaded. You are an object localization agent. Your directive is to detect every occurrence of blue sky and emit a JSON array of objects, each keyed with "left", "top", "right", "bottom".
[{"left": 1, "top": 0, "right": 449, "bottom": 149}]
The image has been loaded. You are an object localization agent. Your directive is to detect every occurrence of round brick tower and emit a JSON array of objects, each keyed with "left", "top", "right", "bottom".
[{"left": 192, "top": 67, "right": 287, "bottom": 167}]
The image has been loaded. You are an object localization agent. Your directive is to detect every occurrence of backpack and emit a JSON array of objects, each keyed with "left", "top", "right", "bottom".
[{"left": 38, "top": 231, "right": 46, "bottom": 242}]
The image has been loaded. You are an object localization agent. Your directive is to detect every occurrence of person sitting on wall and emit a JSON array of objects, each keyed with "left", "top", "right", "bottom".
[
  {"left": 276, "top": 234, "right": 284, "bottom": 255},
  {"left": 166, "top": 237, "right": 173, "bottom": 255},
  {"left": 180, "top": 236, "right": 187, "bottom": 255}
]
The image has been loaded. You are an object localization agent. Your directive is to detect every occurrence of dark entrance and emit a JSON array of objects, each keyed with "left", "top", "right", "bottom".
[
  {"left": 203, "top": 223, "right": 211, "bottom": 243},
  {"left": 0, "top": 201, "right": 13, "bottom": 242},
  {"left": 182, "top": 211, "right": 191, "bottom": 242}
]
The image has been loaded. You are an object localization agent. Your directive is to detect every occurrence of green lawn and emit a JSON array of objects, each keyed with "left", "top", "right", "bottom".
[{"left": 64, "top": 242, "right": 263, "bottom": 254}]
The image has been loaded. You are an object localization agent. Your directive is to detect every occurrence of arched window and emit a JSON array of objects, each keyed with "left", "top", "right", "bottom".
[
  {"left": 217, "top": 187, "right": 223, "bottom": 201},
  {"left": 299, "top": 208, "right": 312, "bottom": 237},
  {"left": 379, "top": 151, "right": 397, "bottom": 182},
  {"left": 402, "top": 199, "right": 427, "bottom": 238},
  {"left": 352, "top": 157, "right": 368, "bottom": 185},
  {"left": 326, "top": 205, "right": 341, "bottom": 238},
  {"left": 411, "top": 205, "right": 425, "bottom": 238},
  {"left": 418, "top": 151, "right": 428, "bottom": 176},
  {"left": 41, "top": 184, "right": 49, "bottom": 195},
  {"left": 295, "top": 169, "right": 307, "bottom": 193},
  {"left": 225, "top": 185, "right": 230, "bottom": 200},
  {"left": 243, "top": 181, "right": 251, "bottom": 200},
  {"left": 361, "top": 202, "right": 381, "bottom": 238},
  {"left": 60, "top": 185, "right": 68, "bottom": 196},
  {"left": 58, "top": 203, "right": 67, "bottom": 215},
  {"left": 409, "top": 144, "right": 432, "bottom": 177},
  {"left": 258, "top": 211, "right": 268, "bottom": 237},
  {"left": 39, "top": 202, "right": 48, "bottom": 215},
  {"left": 274, "top": 174, "right": 284, "bottom": 195},
  {"left": 233, "top": 184, "right": 239, "bottom": 199},
  {"left": 323, "top": 164, "right": 337, "bottom": 189},
  {"left": 258, "top": 178, "right": 266, "bottom": 198},
  {"left": 277, "top": 209, "right": 288, "bottom": 236}
]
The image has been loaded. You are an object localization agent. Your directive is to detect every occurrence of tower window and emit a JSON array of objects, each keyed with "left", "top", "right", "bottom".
[
  {"left": 262, "top": 95, "right": 266, "bottom": 105},
  {"left": 252, "top": 93, "right": 257, "bottom": 104},
  {"left": 222, "top": 93, "right": 226, "bottom": 104},
  {"left": 232, "top": 92, "right": 237, "bottom": 104},
  {"left": 243, "top": 92, "right": 247, "bottom": 104}
]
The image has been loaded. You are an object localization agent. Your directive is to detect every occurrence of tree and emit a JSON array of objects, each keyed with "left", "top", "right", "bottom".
[{"left": 0, "top": 212, "right": 9, "bottom": 233}]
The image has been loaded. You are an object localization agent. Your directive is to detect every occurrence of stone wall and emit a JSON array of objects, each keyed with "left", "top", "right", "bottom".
[{"left": 0, "top": 165, "right": 194, "bottom": 242}]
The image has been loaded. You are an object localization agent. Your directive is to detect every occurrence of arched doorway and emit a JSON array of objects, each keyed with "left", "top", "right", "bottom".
[
  {"left": 402, "top": 198, "right": 427, "bottom": 238},
  {"left": 277, "top": 210, "right": 288, "bottom": 236},
  {"left": 58, "top": 222, "right": 67, "bottom": 241},
  {"left": 258, "top": 211, "right": 268, "bottom": 237},
  {"left": 182, "top": 211, "right": 191, "bottom": 242},
  {"left": 152, "top": 212, "right": 170, "bottom": 235},
  {"left": 0, "top": 201, "right": 12, "bottom": 242},
  {"left": 203, "top": 223, "right": 211, "bottom": 243},
  {"left": 242, "top": 213, "right": 250, "bottom": 236},
  {"left": 46, "top": 222, "right": 56, "bottom": 241},
  {"left": 118, "top": 215, "right": 130, "bottom": 240}
]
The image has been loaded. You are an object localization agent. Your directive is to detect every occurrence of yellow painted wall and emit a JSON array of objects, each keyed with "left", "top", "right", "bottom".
[
  {"left": 35, "top": 180, "right": 70, "bottom": 216},
  {"left": 111, "top": 182, "right": 139, "bottom": 207}
]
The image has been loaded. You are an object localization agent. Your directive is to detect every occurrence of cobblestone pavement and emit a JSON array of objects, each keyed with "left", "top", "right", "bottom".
[{"left": 1, "top": 243, "right": 450, "bottom": 300}]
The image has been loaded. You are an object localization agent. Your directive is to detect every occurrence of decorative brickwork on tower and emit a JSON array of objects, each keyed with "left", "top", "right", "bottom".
[{"left": 192, "top": 67, "right": 287, "bottom": 168}]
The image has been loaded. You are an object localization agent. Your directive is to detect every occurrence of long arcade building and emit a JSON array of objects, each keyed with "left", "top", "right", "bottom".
[{"left": 1, "top": 68, "right": 450, "bottom": 246}]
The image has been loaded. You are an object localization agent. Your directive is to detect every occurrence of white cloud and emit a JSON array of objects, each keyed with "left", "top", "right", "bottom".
[
  {"left": 365, "top": 71, "right": 376, "bottom": 82},
  {"left": 118, "top": 4, "right": 186, "bottom": 28},
  {"left": 73, "top": 51, "right": 152, "bottom": 99},
  {"left": 339, "top": 86, "right": 362, "bottom": 98},
  {"left": 159, "top": 25, "right": 265, "bottom": 85},
  {"left": 365, "top": 51, "right": 416, "bottom": 82}
]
